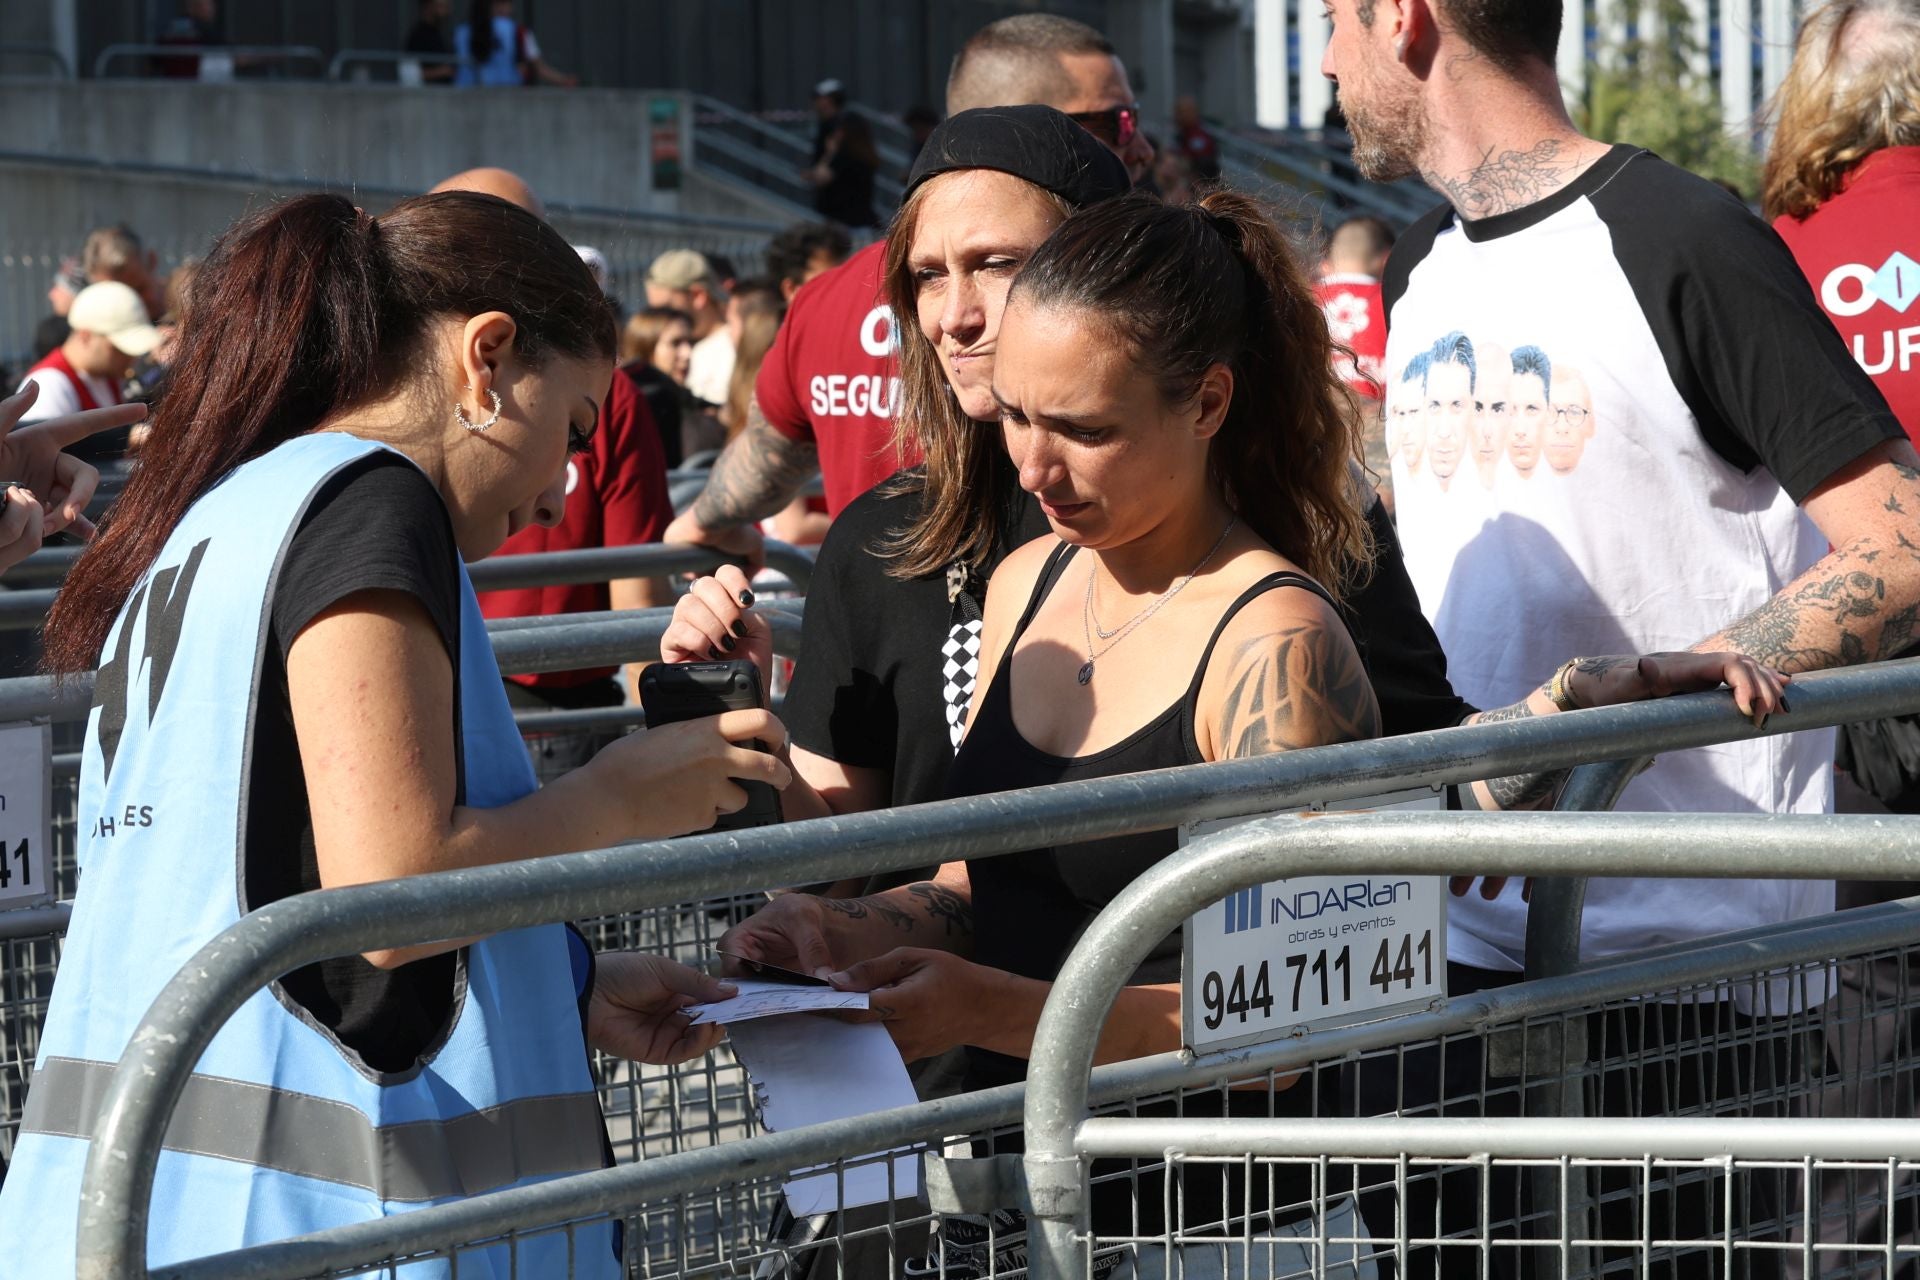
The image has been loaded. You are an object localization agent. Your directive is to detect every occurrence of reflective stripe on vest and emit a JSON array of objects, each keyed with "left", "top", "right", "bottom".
[{"left": 23, "top": 1057, "right": 608, "bottom": 1203}]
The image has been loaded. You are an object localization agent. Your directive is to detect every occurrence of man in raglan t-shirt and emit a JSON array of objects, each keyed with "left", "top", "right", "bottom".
[{"left": 1326, "top": 0, "right": 1914, "bottom": 1265}]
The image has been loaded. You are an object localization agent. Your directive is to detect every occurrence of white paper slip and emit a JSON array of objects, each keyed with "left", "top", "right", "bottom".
[
  {"left": 727, "top": 1016, "right": 920, "bottom": 1214},
  {"left": 684, "top": 978, "right": 870, "bottom": 1025}
]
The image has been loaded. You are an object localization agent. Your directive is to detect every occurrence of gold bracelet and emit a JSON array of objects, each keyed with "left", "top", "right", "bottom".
[{"left": 1547, "top": 658, "right": 1584, "bottom": 712}]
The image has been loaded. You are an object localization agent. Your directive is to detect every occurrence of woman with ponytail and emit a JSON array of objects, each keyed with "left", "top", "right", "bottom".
[{"left": 3, "top": 191, "right": 776, "bottom": 1273}]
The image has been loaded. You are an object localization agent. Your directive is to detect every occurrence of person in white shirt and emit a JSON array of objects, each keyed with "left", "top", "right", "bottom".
[
  {"left": 17, "top": 281, "right": 158, "bottom": 422},
  {"left": 644, "top": 250, "right": 732, "bottom": 406}
]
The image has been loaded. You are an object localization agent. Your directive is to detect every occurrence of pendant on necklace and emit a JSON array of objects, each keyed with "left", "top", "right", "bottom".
[{"left": 1077, "top": 661, "right": 1094, "bottom": 685}]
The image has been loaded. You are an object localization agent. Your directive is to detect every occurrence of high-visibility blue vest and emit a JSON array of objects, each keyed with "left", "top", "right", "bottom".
[{"left": 0, "top": 434, "right": 616, "bottom": 1277}]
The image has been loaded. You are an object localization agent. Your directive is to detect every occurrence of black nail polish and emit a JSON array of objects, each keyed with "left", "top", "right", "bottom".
[
  {"left": 1778, "top": 694, "right": 1792, "bottom": 713},
  {"left": 707, "top": 646, "right": 724, "bottom": 661},
  {"left": 739, "top": 589, "right": 755, "bottom": 608},
  {"left": 731, "top": 621, "right": 748, "bottom": 639},
  {"left": 722, "top": 635, "right": 737, "bottom": 652}
]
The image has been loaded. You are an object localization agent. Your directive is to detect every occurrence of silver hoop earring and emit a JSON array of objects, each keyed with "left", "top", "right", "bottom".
[{"left": 455, "top": 385, "right": 503, "bottom": 433}]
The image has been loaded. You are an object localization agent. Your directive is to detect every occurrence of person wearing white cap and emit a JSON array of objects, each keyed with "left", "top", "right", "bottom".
[{"left": 16, "top": 280, "right": 159, "bottom": 423}]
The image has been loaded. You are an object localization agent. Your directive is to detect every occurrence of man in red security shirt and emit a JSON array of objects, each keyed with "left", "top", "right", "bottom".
[{"left": 661, "top": 238, "right": 908, "bottom": 564}]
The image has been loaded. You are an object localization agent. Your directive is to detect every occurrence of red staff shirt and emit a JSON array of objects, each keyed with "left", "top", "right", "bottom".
[
  {"left": 755, "top": 241, "right": 920, "bottom": 515},
  {"left": 477, "top": 368, "right": 672, "bottom": 688},
  {"left": 1317, "top": 272, "right": 1387, "bottom": 401},
  {"left": 1774, "top": 146, "right": 1920, "bottom": 443}
]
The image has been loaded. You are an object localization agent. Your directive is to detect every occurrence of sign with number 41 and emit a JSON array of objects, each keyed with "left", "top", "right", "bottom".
[
  {"left": 0, "top": 721, "right": 52, "bottom": 910},
  {"left": 1181, "top": 788, "right": 1448, "bottom": 1056}
]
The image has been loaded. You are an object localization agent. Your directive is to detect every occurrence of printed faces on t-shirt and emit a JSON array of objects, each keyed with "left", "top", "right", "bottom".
[{"left": 1384, "top": 332, "right": 1595, "bottom": 495}]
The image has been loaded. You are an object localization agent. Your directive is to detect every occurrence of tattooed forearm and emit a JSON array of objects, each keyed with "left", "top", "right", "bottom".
[
  {"left": 907, "top": 881, "right": 974, "bottom": 938},
  {"left": 689, "top": 399, "right": 822, "bottom": 530},
  {"left": 1430, "top": 140, "right": 1584, "bottom": 219},
  {"left": 820, "top": 894, "right": 915, "bottom": 932},
  {"left": 1464, "top": 698, "right": 1563, "bottom": 809},
  {"left": 1713, "top": 547, "right": 1895, "bottom": 672},
  {"left": 1217, "top": 621, "right": 1381, "bottom": 758}
]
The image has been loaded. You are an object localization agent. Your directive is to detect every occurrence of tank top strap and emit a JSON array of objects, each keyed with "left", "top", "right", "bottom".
[
  {"left": 1183, "top": 571, "right": 1338, "bottom": 705},
  {"left": 1009, "top": 540, "right": 1081, "bottom": 647}
]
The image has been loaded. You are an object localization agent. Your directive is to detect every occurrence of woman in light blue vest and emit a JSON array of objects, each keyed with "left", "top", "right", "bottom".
[
  {"left": 454, "top": 0, "right": 577, "bottom": 87},
  {"left": 0, "top": 191, "right": 787, "bottom": 1275}
]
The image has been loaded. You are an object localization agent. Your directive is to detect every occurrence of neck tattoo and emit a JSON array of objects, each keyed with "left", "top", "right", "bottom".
[{"left": 1077, "top": 518, "right": 1236, "bottom": 686}]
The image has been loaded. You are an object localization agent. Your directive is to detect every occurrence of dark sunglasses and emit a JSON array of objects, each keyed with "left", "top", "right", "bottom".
[{"left": 1066, "top": 103, "right": 1140, "bottom": 150}]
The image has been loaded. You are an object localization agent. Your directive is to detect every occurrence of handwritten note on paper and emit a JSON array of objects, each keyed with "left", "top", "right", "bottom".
[
  {"left": 684, "top": 978, "right": 870, "bottom": 1025},
  {"left": 727, "top": 1016, "right": 921, "bottom": 1215}
]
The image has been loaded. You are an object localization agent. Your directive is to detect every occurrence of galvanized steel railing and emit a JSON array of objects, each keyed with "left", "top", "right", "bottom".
[
  {"left": 63, "top": 657, "right": 1920, "bottom": 1277},
  {"left": 1017, "top": 810, "right": 1920, "bottom": 1279}
]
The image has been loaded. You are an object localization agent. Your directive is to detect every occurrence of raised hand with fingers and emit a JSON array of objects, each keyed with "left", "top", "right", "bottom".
[
  {"left": 660, "top": 564, "right": 777, "bottom": 696},
  {"left": 0, "top": 382, "right": 148, "bottom": 542}
]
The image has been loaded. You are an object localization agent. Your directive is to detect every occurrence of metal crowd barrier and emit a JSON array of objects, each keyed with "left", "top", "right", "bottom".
[
  {"left": 1020, "top": 812, "right": 1920, "bottom": 1279},
  {"left": 91, "top": 44, "right": 327, "bottom": 80},
  {"left": 0, "top": 539, "right": 814, "bottom": 631},
  {"left": 324, "top": 49, "right": 463, "bottom": 84},
  {"left": 0, "top": 43, "right": 72, "bottom": 78},
  {"left": 37, "top": 658, "right": 1920, "bottom": 1276}
]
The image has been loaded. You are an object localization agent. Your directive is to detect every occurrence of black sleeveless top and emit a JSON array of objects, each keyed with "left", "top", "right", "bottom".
[
  {"left": 949, "top": 542, "right": 1341, "bottom": 1237},
  {"left": 951, "top": 541, "right": 1336, "bottom": 1086}
]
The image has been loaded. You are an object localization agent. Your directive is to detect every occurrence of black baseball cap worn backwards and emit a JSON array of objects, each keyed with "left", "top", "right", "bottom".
[{"left": 904, "top": 105, "right": 1131, "bottom": 209}]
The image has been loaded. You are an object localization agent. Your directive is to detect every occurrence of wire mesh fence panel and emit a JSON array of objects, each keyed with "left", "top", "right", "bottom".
[{"left": 1082, "top": 1154, "right": 1920, "bottom": 1280}]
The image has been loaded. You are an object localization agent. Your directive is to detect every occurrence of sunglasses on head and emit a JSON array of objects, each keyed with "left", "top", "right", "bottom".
[{"left": 1067, "top": 103, "right": 1140, "bottom": 150}]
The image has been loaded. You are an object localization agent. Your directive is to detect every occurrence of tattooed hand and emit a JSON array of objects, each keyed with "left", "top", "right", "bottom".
[
  {"left": 827, "top": 947, "right": 999, "bottom": 1062},
  {"left": 1567, "top": 652, "right": 1790, "bottom": 727}
]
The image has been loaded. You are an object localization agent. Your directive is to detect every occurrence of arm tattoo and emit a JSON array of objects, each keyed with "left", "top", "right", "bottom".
[
  {"left": 907, "top": 881, "right": 974, "bottom": 938},
  {"left": 819, "top": 894, "right": 915, "bottom": 932},
  {"left": 1718, "top": 558, "right": 1884, "bottom": 672},
  {"left": 689, "top": 399, "right": 821, "bottom": 529},
  {"left": 1468, "top": 699, "right": 1563, "bottom": 809},
  {"left": 1431, "top": 140, "right": 1583, "bottom": 219},
  {"left": 1217, "top": 622, "right": 1380, "bottom": 759}
]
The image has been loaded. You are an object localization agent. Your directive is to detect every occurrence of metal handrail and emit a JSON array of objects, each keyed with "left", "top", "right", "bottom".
[
  {"left": 1217, "top": 130, "right": 1431, "bottom": 224},
  {"left": 325, "top": 49, "right": 463, "bottom": 81},
  {"left": 0, "top": 603, "right": 803, "bottom": 723},
  {"left": 92, "top": 44, "right": 327, "bottom": 79},
  {"left": 0, "top": 43, "right": 73, "bottom": 78},
  {"left": 66, "top": 656, "right": 1920, "bottom": 1275},
  {"left": 1018, "top": 809, "right": 1920, "bottom": 1279},
  {"left": 0, "top": 540, "right": 815, "bottom": 633},
  {"left": 151, "top": 892, "right": 1920, "bottom": 1280}
]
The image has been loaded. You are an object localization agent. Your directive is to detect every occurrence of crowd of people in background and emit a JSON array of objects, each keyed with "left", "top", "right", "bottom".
[{"left": 1, "top": 0, "right": 1916, "bottom": 1275}]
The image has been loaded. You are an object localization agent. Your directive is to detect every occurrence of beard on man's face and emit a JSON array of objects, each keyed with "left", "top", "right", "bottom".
[{"left": 1341, "top": 85, "right": 1426, "bottom": 183}]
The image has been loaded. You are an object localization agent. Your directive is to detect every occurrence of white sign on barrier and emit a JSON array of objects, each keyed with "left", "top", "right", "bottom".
[
  {"left": 0, "top": 720, "right": 51, "bottom": 910},
  {"left": 1181, "top": 788, "right": 1448, "bottom": 1056}
]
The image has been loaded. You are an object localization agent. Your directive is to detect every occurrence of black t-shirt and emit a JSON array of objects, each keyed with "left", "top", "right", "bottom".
[
  {"left": 783, "top": 471, "right": 1471, "bottom": 816},
  {"left": 242, "top": 453, "right": 465, "bottom": 1075},
  {"left": 405, "top": 19, "right": 453, "bottom": 56}
]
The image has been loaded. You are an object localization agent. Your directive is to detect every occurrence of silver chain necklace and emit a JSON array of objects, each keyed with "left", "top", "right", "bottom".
[{"left": 1077, "top": 518, "right": 1236, "bottom": 686}]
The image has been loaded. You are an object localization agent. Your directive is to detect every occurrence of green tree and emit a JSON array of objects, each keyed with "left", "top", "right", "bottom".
[{"left": 1576, "top": 0, "right": 1760, "bottom": 195}]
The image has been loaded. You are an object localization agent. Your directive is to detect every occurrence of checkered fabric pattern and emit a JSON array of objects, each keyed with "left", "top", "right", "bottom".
[{"left": 941, "top": 618, "right": 984, "bottom": 750}]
